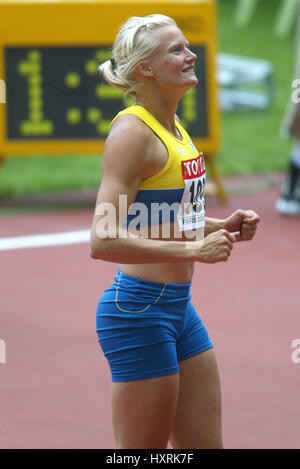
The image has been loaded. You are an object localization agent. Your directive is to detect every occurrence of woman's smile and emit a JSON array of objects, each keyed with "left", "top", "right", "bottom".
[{"left": 182, "top": 65, "right": 195, "bottom": 74}]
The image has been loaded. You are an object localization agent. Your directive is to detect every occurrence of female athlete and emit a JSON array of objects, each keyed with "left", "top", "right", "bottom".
[{"left": 90, "top": 14, "right": 260, "bottom": 449}]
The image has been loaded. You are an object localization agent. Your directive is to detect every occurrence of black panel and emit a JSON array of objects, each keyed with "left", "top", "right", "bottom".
[{"left": 5, "top": 45, "right": 208, "bottom": 140}]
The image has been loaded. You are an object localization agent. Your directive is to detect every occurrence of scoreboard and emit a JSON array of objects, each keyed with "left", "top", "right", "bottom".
[{"left": 0, "top": 0, "right": 219, "bottom": 156}]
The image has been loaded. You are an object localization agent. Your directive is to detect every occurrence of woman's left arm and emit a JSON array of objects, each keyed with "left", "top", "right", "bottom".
[
  {"left": 205, "top": 210, "right": 260, "bottom": 241},
  {"left": 204, "top": 217, "right": 225, "bottom": 236}
]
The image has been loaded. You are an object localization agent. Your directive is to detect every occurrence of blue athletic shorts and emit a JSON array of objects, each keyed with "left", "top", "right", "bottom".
[{"left": 96, "top": 268, "right": 213, "bottom": 382}]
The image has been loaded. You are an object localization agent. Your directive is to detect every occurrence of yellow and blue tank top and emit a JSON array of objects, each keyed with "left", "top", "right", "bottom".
[{"left": 111, "top": 105, "right": 206, "bottom": 231}]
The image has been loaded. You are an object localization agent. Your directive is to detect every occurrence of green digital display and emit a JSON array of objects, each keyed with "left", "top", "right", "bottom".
[{"left": 5, "top": 45, "right": 207, "bottom": 140}]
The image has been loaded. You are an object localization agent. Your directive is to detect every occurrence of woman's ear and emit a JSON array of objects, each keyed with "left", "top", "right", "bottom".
[{"left": 135, "top": 62, "right": 154, "bottom": 78}]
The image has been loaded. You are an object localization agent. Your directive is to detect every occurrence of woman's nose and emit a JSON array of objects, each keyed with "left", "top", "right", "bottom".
[{"left": 186, "top": 48, "right": 197, "bottom": 62}]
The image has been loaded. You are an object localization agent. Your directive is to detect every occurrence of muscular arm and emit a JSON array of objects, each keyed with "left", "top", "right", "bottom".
[
  {"left": 204, "top": 217, "right": 225, "bottom": 236},
  {"left": 90, "top": 117, "right": 236, "bottom": 264},
  {"left": 90, "top": 117, "right": 197, "bottom": 263}
]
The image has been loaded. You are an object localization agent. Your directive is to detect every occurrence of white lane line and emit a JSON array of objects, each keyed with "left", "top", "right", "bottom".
[{"left": 0, "top": 229, "right": 91, "bottom": 251}]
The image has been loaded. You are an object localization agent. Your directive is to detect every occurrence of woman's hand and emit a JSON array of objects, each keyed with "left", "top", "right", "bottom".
[
  {"left": 223, "top": 209, "right": 260, "bottom": 242},
  {"left": 196, "top": 229, "right": 236, "bottom": 263}
]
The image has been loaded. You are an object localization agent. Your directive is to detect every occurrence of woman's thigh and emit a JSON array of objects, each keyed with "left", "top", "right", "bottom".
[
  {"left": 170, "top": 348, "right": 223, "bottom": 449},
  {"left": 111, "top": 373, "right": 180, "bottom": 449}
]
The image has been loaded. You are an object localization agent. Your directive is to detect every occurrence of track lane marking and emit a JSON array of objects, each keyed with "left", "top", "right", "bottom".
[{"left": 0, "top": 229, "right": 91, "bottom": 251}]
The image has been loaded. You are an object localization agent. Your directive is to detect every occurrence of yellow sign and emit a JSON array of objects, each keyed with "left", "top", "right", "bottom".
[{"left": 0, "top": 0, "right": 219, "bottom": 156}]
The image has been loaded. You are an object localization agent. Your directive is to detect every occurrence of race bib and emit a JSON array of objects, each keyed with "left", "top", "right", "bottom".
[{"left": 177, "top": 152, "right": 206, "bottom": 231}]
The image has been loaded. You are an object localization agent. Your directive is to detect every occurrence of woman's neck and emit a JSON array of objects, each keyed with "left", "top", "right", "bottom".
[{"left": 135, "top": 88, "right": 182, "bottom": 138}]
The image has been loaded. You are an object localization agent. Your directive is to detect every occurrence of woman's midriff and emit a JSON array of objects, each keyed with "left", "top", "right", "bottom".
[{"left": 119, "top": 223, "right": 204, "bottom": 284}]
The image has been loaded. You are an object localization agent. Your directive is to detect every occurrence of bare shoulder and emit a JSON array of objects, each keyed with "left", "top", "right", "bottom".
[
  {"left": 107, "top": 114, "right": 154, "bottom": 153},
  {"left": 103, "top": 114, "right": 157, "bottom": 180}
]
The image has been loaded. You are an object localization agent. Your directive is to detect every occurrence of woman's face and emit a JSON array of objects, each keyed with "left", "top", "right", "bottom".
[{"left": 146, "top": 25, "right": 198, "bottom": 91}]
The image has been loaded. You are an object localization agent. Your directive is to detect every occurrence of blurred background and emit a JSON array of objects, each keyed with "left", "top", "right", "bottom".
[
  {"left": 0, "top": 0, "right": 296, "bottom": 205},
  {"left": 1, "top": 1, "right": 299, "bottom": 450}
]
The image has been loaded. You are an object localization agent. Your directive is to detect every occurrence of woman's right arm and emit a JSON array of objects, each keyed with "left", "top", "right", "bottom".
[{"left": 89, "top": 118, "right": 235, "bottom": 264}]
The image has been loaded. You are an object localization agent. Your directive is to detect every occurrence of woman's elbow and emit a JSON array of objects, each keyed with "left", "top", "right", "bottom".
[
  {"left": 89, "top": 241, "right": 105, "bottom": 259},
  {"left": 89, "top": 245, "right": 98, "bottom": 259},
  {"left": 89, "top": 241, "right": 99, "bottom": 259},
  {"left": 89, "top": 234, "right": 103, "bottom": 259},
  {"left": 89, "top": 235, "right": 114, "bottom": 260}
]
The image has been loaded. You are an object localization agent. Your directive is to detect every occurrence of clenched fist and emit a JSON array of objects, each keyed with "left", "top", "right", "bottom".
[
  {"left": 223, "top": 209, "right": 260, "bottom": 242},
  {"left": 197, "top": 229, "right": 237, "bottom": 263}
]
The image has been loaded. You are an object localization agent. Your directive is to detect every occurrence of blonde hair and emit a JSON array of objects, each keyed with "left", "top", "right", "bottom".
[{"left": 98, "top": 14, "right": 177, "bottom": 97}]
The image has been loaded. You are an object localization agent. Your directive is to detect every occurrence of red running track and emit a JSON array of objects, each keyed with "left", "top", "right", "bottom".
[{"left": 0, "top": 187, "right": 299, "bottom": 449}]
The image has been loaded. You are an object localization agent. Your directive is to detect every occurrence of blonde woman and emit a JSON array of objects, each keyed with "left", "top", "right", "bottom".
[{"left": 90, "top": 14, "right": 260, "bottom": 449}]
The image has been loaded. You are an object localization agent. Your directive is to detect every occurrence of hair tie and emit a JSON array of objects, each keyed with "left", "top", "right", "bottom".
[{"left": 110, "top": 57, "right": 116, "bottom": 68}]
